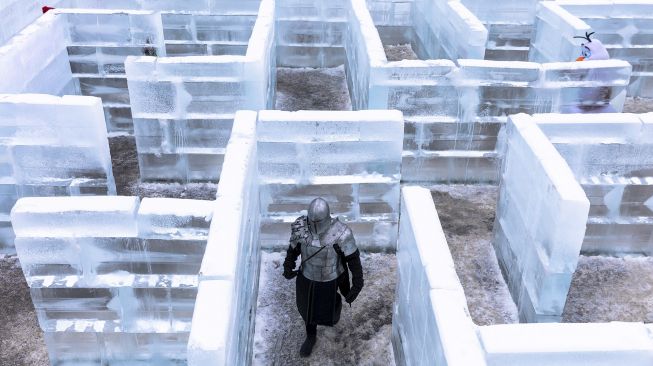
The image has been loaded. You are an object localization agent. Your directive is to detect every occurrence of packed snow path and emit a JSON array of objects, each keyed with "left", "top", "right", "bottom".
[{"left": 253, "top": 251, "right": 396, "bottom": 365}]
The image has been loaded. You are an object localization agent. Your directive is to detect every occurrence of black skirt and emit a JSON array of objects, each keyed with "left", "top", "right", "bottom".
[{"left": 296, "top": 272, "right": 345, "bottom": 326}]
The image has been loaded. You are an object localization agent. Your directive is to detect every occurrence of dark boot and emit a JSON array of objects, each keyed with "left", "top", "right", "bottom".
[{"left": 300, "top": 323, "right": 317, "bottom": 357}]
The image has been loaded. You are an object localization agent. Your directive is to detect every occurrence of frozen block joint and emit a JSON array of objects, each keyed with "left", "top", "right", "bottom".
[
  {"left": 138, "top": 198, "right": 213, "bottom": 239},
  {"left": 11, "top": 196, "right": 140, "bottom": 238}
]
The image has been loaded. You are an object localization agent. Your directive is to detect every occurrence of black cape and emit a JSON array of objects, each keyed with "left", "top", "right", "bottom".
[{"left": 296, "top": 271, "right": 349, "bottom": 326}]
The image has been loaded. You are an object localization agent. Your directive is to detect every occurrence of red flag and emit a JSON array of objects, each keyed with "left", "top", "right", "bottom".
[{"left": 42, "top": 6, "right": 55, "bottom": 13}]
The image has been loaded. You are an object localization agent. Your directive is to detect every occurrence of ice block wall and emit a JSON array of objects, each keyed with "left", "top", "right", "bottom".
[
  {"left": 125, "top": 0, "right": 275, "bottom": 182},
  {"left": 0, "top": 94, "right": 116, "bottom": 254},
  {"left": 53, "top": 0, "right": 262, "bottom": 56},
  {"left": 364, "top": 0, "right": 487, "bottom": 60},
  {"left": 393, "top": 186, "right": 486, "bottom": 366},
  {"left": 276, "top": 0, "right": 348, "bottom": 67},
  {"left": 12, "top": 196, "right": 213, "bottom": 365},
  {"left": 461, "top": 0, "right": 538, "bottom": 61},
  {"left": 412, "top": 0, "right": 487, "bottom": 60},
  {"left": 0, "top": 12, "right": 76, "bottom": 96},
  {"left": 56, "top": 0, "right": 262, "bottom": 13},
  {"left": 0, "top": 0, "right": 43, "bottom": 45},
  {"left": 494, "top": 114, "right": 590, "bottom": 323},
  {"left": 365, "top": 0, "right": 413, "bottom": 27},
  {"left": 188, "top": 111, "right": 260, "bottom": 366},
  {"left": 55, "top": 9, "right": 166, "bottom": 132},
  {"left": 530, "top": 1, "right": 653, "bottom": 97},
  {"left": 257, "top": 110, "right": 404, "bottom": 251},
  {"left": 480, "top": 323, "right": 653, "bottom": 365},
  {"left": 533, "top": 112, "right": 653, "bottom": 256},
  {"left": 347, "top": 0, "right": 632, "bottom": 183},
  {"left": 162, "top": 12, "right": 258, "bottom": 56}
]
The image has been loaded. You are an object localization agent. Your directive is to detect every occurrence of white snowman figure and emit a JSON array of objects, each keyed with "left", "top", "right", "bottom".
[{"left": 561, "top": 31, "right": 615, "bottom": 113}]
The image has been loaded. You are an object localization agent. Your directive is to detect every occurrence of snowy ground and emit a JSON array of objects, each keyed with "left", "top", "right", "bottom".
[
  {"left": 384, "top": 44, "right": 419, "bottom": 61},
  {"left": 564, "top": 255, "right": 653, "bottom": 323},
  {"left": 0, "top": 256, "right": 48, "bottom": 365},
  {"left": 253, "top": 251, "right": 396, "bottom": 366},
  {"left": 430, "top": 185, "right": 520, "bottom": 325},
  {"left": 275, "top": 66, "right": 352, "bottom": 111},
  {"left": 109, "top": 136, "right": 218, "bottom": 200}
]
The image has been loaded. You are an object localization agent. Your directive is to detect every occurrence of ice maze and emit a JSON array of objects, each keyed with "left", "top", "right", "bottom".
[{"left": 2, "top": 0, "right": 653, "bottom": 365}]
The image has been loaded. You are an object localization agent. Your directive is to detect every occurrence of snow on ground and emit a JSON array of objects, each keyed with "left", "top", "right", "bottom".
[
  {"left": 109, "top": 136, "right": 217, "bottom": 200},
  {"left": 253, "top": 251, "right": 396, "bottom": 366},
  {"left": 623, "top": 97, "right": 653, "bottom": 113},
  {"left": 0, "top": 255, "right": 48, "bottom": 366},
  {"left": 275, "top": 66, "right": 353, "bottom": 111},
  {"left": 563, "top": 255, "right": 653, "bottom": 323},
  {"left": 384, "top": 44, "right": 419, "bottom": 62},
  {"left": 430, "top": 184, "right": 520, "bottom": 325}
]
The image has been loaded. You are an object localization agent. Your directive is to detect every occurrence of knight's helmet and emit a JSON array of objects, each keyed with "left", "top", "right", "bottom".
[
  {"left": 574, "top": 31, "right": 610, "bottom": 61},
  {"left": 307, "top": 198, "right": 331, "bottom": 235}
]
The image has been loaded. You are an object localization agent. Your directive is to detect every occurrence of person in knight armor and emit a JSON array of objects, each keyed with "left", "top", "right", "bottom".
[{"left": 282, "top": 197, "right": 364, "bottom": 357}]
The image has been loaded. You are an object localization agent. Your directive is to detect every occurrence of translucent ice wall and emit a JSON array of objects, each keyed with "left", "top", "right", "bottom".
[
  {"left": 188, "top": 111, "right": 260, "bottom": 366},
  {"left": 530, "top": 1, "right": 653, "bottom": 97},
  {"left": 346, "top": 0, "right": 632, "bottom": 183},
  {"left": 56, "top": 9, "right": 167, "bottom": 132},
  {"left": 0, "top": 12, "right": 76, "bottom": 95},
  {"left": 412, "top": 0, "right": 487, "bottom": 60},
  {"left": 276, "top": 0, "right": 348, "bottom": 67},
  {"left": 494, "top": 114, "right": 590, "bottom": 322},
  {"left": 364, "top": 0, "right": 487, "bottom": 60},
  {"left": 0, "top": 0, "right": 43, "bottom": 46},
  {"left": 533, "top": 112, "right": 653, "bottom": 256},
  {"left": 393, "top": 186, "right": 486, "bottom": 366},
  {"left": 12, "top": 196, "right": 213, "bottom": 364},
  {"left": 0, "top": 8, "right": 168, "bottom": 132},
  {"left": 257, "top": 110, "right": 404, "bottom": 251},
  {"left": 480, "top": 322, "right": 653, "bottom": 365},
  {"left": 125, "top": 0, "right": 275, "bottom": 182},
  {"left": 0, "top": 94, "right": 116, "bottom": 254},
  {"left": 461, "top": 0, "right": 538, "bottom": 61},
  {"left": 54, "top": 0, "right": 262, "bottom": 56}
]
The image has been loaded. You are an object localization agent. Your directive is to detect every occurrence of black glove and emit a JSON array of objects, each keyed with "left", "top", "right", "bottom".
[
  {"left": 283, "top": 269, "right": 298, "bottom": 280},
  {"left": 344, "top": 250, "right": 363, "bottom": 304},
  {"left": 283, "top": 243, "right": 300, "bottom": 280}
]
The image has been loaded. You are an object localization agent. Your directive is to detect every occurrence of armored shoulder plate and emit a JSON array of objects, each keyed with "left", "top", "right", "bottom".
[
  {"left": 290, "top": 215, "right": 311, "bottom": 249},
  {"left": 333, "top": 218, "right": 357, "bottom": 256}
]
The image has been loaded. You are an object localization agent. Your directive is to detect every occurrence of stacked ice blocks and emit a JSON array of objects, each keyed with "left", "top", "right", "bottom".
[
  {"left": 0, "top": 12, "right": 76, "bottom": 96},
  {"left": 393, "top": 186, "right": 486, "bottom": 366},
  {"left": 530, "top": 1, "right": 653, "bottom": 97},
  {"left": 125, "top": 0, "right": 274, "bottom": 182},
  {"left": 0, "top": 94, "right": 116, "bottom": 253},
  {"left": 189, "top": 111, "right": 261, "bottom": 366},
  {"left": 534, "top": 112, "right": 653, "bottom": 255},
  {"left": 12, "top": 196, "right": 213, "bottom": 364},
  {"left": 276, "top": 0, "right": 348, "bottom": 67},
  {"left": 257, "top": 110, "right": 404, "bottom": 251},
  {"left": 55, "top": 9, "right": 166, "bottom": 132},
  {"left": 163, "top": 13, "right": 257, "bottom": 56},
  {"left": 346, "top": 0, "right": 632, "bottom": 183},
  {"left": 0, "top": 0, "right": 42, "bottom": 46},
  {"left": 494, "top": 114, "right": 590, "bottom": 322},
  {"left": 480, "top": 322, "right": 653, "bottom": 365},
  {"left": 461, "top": 0, "right": 538, "bottom": 61}
]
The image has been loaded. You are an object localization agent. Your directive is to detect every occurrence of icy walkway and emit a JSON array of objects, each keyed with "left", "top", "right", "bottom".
[
  {"left": 564, "top": 255, "right": 653, "bottom": 323},
  {"left": 430, "top": 185, "right": 520, "bottom": 325},
  {"left": 275, "top": 66, "right": 352, "bottom": 111},
  {"left": 253, "top": 251, "right": 396, "bottom": 365}
]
